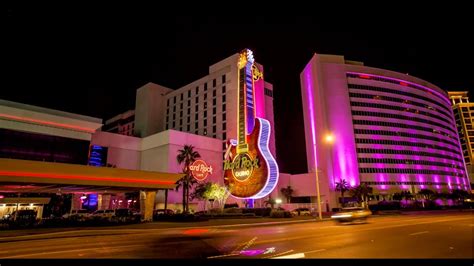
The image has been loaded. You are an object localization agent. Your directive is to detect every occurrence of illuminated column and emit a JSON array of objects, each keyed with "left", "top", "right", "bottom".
[
  {"left": 71, "top": 194, "right": 83, "bottom": 210},
  {"left": 98, "top": 194, "right": 111, "bottom": 210},
  {"left": 140, "top": 190, "right": 157, "bottom": 222}
]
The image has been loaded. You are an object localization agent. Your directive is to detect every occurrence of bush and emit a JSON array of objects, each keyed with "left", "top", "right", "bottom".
[
  {"left": 223, "top": 207, "right": 242, "bottom": 214},
  {"left": 270, "top": 210, "right": 292, "bottom": 218},
  {"left": 224, "top": 203, "right": 239, "bottom": 209},
  {"left": 242, "top": 208, "right": 272, "bottom": 217}
]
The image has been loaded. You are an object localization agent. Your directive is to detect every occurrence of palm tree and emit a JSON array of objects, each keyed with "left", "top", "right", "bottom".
[
  {"left": 350, "top": 183, "right": 373, "bottom": 208},
  {"left": 280, "top": 186, "right": 294, "bottom": 203},
  {"left": 176, "top": 145, "right": 201, "bottom": 213},
  {"left": 264, "top": 197, "right": 276, "bottom": 209},
  {"left": 335, "top": 179, "right": 350, "bottom": 207}
]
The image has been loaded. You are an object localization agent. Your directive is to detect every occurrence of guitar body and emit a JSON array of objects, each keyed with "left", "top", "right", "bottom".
[{"left": 224, "top": 118, "right": 278, "bottom": 199}]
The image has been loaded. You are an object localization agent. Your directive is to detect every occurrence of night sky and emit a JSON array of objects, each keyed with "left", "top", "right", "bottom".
[{"left": 3, "top": 6, "right": 473, "bottom": 174}]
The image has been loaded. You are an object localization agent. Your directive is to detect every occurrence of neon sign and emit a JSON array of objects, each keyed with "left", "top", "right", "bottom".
[
  {"left": 190, "top": 160, "right": 213, "bottom": 181},
  {"left": 223, "top": 49, "right": 279, "bottom": 199}
]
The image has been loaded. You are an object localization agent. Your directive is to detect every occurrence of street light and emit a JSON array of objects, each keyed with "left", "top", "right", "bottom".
[{"left": 314, "top": 133, "right": 335, "bottom": 220}]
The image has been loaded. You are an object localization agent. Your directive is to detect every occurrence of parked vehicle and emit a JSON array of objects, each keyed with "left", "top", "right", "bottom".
[
  {"left": 112, "top": 208, "right": 141, "bottom": 223},
  {"left": 153, "top": 209, "right": 175, "bottom": 220},
  {"left": 91, "top": 209, "right": 115, "bottom": 221},
  {"left": 291, "top": 207, "right": 311, "bottom": 216},
  {"left": 5, "top": 210, "right": 38, "bottom": 227},
  {"left": 62, "top": 209, "right": 91, "bottom": 221},
  {"left": 331, "top": 207, "right": 372, "bottom": 224}
]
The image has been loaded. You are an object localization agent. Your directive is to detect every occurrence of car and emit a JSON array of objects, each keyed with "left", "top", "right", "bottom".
[
  {"left": 153, "top": 209, "right": 174, "bottom": 220},
  {"left": 331, "top": 207, "right": 372, "bottom": 223},
  {"left": 291, "top": 207, "right": 312, "bottom": 216},
  {"left": 62, "top": 209, "right": 91, "bottom": 220},
  {"left": 91, "top": 209, "right": 115, "bottom": 220},
  {"left": 113, "top": 208, "right": 141, "bottom": 223},
  {"left": 5, "top": 210, "right": 38, "bottom": 227}
]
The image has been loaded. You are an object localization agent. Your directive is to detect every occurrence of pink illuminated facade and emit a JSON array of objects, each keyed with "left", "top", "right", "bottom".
[{"left": 300, "top": 54, "right": 471, "bottom": 204}]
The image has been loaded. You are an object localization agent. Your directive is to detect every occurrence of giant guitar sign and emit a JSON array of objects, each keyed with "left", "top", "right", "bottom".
[{"left": 223, "top": 49, "right": 279, "bottom": 199}]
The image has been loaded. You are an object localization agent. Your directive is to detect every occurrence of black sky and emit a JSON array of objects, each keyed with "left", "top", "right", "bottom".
[{"left": 3, "top": 6, "right": 473, "bottom": 174}]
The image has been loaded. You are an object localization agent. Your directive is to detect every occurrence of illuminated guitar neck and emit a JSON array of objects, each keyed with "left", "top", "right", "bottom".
[{"left": 237, "top": 56, "right": 249, "bottom": 154}]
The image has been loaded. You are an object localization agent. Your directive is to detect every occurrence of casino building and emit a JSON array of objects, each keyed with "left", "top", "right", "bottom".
[{"left": 281, "top": 53, "right": 471, "bottom": 209}]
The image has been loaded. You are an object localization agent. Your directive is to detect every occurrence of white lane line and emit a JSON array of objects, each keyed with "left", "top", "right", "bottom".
[
  {"left": 303, "top": 248, "right": 326, "bottom": 254},
  {"left": 409, "top": 231, "right": 429, "bottom": 236},
  {"left": 207, "top": 253, "right": 239, "bottom": 259},
  {"left": 272, "top": 252, "right": 305, "bottom": 259},
  {"left": 265, "top": 249, "right": 294, "bottom": 258},
  {"left": 1, "top": 244, "right": 146, "bottom": 258}
]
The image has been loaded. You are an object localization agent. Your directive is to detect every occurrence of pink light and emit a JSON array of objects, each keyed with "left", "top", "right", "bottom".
[
  {"left": 0, "top": 195, "right": 4, "bottom": 199},
  {"left": 348, "top": 72, "right": 451, "bottom": 106},
  {"left": 400, "top": 81, "right": 408, "bottom": 86},
  {"left": 0, "top": 113, "right": 97, "bottom": 133}
]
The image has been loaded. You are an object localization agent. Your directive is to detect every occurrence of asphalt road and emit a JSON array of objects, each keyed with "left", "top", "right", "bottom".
[{"left": 0, "top": 211, "right": 472, "bottom": 259}]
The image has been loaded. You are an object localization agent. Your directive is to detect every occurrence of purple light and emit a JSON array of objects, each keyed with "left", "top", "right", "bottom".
[{"left": 240, "top": 249, "right": 265, "bottom": 256}]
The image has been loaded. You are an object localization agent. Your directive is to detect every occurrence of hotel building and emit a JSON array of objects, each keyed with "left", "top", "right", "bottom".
[{"left": 286, "top": 53, "right": 471, "bottom": 208}]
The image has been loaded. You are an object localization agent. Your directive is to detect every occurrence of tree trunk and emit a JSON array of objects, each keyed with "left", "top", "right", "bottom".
[
  {"left": 182, "top": 185, "right": 186, "bottom": 213},
  {"left": 164, "top": 189, "right": 168, "bottom": 211},
  {"left": 185, "top": 184, "right": 189, "bottom": 213}
]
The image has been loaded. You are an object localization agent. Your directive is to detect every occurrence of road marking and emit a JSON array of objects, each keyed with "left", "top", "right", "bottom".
[
  {"left": 303, "top": 248, "right": 326, "bottom": 254},
  {"left": 272, "top": 252, "right": 305, "bottom": 259},
  {"left": 207, "top": 253, "right": 239, "bottom": 259},
  {"left": 266, "top": 249, "right": 294, "bottom": 258},
  {"left": 409, "top": 231, "right": 429, "bottom": 236}
]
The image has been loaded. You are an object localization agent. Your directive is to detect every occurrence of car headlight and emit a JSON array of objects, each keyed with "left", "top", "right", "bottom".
[{"left": 331, "top": 214, "right": 352, "bottom": 218}]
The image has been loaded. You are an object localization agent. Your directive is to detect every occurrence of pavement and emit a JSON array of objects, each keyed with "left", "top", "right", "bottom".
[{"left": 0, "top": 210, "right": 472, "bottom": 258}]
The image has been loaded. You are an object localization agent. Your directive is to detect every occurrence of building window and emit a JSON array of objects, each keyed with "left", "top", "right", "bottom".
[
  {"left": 223, "top": 123, "right": 226, "bottom": 130},
  {"left": 166, "top": 124, "right": 169, "bottom": 130},
  {"left": 213, "top": 125, "right": 216, "bottom": 133},
  {"left": 180, "top": 94, "right": 183, "bottom": 101},
  {"left": 195, "top": 97, "right": 199, "bottom": 104},
  {"left": 187, "top": 116, "right": 190, "bottom": 123},
  {"left": 204, "top": 111, "right": 207, "bottom": 118},
  {"left": 222, "top": 104, "right": 226, "bottom": 112},
  {"left": 204, "top": 83, "right": 208, "bottom": 91},
  {"left": 213, "top": 90, "right": 216, "bottom": 97},
  {"left": 213, "top": 79, "right": 216, "bottom": 87},
  {"left": 195, "top": 122, "right": 198, "bottom": 129},
  {"left": 222, "top": 75, "right": 226, "bottom": 83},
  {"left": 180, "top": 119, "right": 182, "bottom": 125},
  {"left": 173, "top": 113, "right": 176, "bottom": 120},
  {"left": 167, "top": 99, "right": 170, "bottom": 107},
  {"left": 166, "top": 108, "right": 169, "bottom": 115},
  {"left": 188, "top": 100, "right": 191, "bottom": 107},
  {"left": 195, "top": 113, "right": 198, "bottom": 121},
  {"left": 180, "top": 103, "right": 183, "bottom": 109},
  {"left": 172, "top": 122, "right": 175, "bottom": 128},
  {"left": 195, "top": 105, "right": 199, "bottom": 112},
  {"left": 180, "top": 111, "right": 183, "bottom": 117},
  {"left": 204, "top": 102, "right": 208, "bottom": 109},
  {"left": 196, "top": 86, "right": 199, "bottom": 95},
  {"left": 204, "top": 93, "right": 207, "bottom": 100},
  {"left": 204, "top": 129, "right": 207, "bottom": 135},
  {"left": 222, "top": 113, "right": 226, "bottom": 121},
  {"left": 223, "top": 132, "right": 226, "bottom": 140},
  {"left": 213, "top": 116, "right": 216, "bottom": 124},
  {"left": 204, "top": 119, "right": 207, "bottom": 127},
  {"left": 213, "top": 98, "right": 217, "bottom": 106},
  {"left": 195, "top": 130, "right": 199, "bottom": 135},
  {"left": 173, "top": 96, "right": 176, "bottom": 103},
  {"left": 264, "top": 88, "right": 273, "bottom": 97},
  {"left": 188, "top": 91, "right": 191, "bottom": 98},
  {"left": 173, "top": 106, "right": 176, "bottom": 112},
  {"left": 187, "top": 125, "right": 190, "bottom": 131},
  {"left": 222, "top": 95, "right": 226, "bottom": 103},
  {"left": 213, "top": 107, "right": 216, "bottom": 115},
  {"left": 187, "top": 108, "right": 190, "bottom": 115},
  {"left": 179, "top": 127, "right": 182, "bottom": 131}
]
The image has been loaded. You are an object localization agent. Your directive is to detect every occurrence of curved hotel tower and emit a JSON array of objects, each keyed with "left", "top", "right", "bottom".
[{"left": 300, "top": 54, "right": 471, "bottom": 198}]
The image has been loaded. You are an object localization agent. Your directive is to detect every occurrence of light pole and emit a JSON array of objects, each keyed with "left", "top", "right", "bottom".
[{"left": 314, "top": 133, "right": 335, "bottom": 221}]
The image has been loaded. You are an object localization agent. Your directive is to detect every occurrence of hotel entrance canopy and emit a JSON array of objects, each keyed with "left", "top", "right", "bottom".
[{"left": 0, "top": 159, "right": 182, "bottom": 193}]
